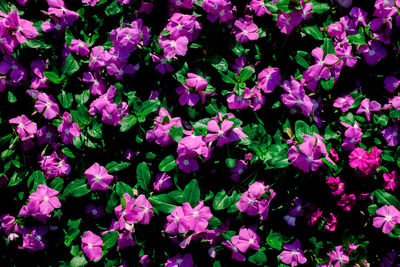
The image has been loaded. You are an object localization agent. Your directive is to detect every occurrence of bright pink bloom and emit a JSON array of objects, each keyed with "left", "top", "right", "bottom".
[
  {"left": 81, "top": 231, "right": 103, "bottom": 261},
  {"left": 69, "top": 39, "right": 90, "bottom": 57},
  {"left": 234, "top": 18, "right": 259, "bottom": 43},
  {"left": 236, "top": 228, "right": 260, "bottom": 253},
  {"left": 9, "top": 115, "right": 37, "bottom": 141},
  {"left": 328, "top": 246, "right": 349, "bottom": 267},
  {"left": 35, "top": 92, "right": 59, "bottom": 120},
  {"left": 257, "top": 67, "right": 281, "bottom": 93},
  {"left": 333, "top": 95, "right": 354, "bottom": 112},
  {"left": 180, "top": 201, "right": 213, "bottom": 233},
  {"left": 84, "top": 162, "right": 113, "bottom": 191},
  {"left": 279, "top": 239, "right": 307, "bottom": 266},
  {"left": 356, "top": 98, "right": 381, "bottom": 121},
  {"left": 29, "top": 184, "right": 61, "bottom": 214},
  {"left": 372, "top": 205, "right": 400, "bottom": 234},
  {"left": 383, "top": 171, "right": 399, "bottom": 191}
]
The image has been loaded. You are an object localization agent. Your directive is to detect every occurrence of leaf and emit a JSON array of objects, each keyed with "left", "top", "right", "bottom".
[
  {"left": 347, "top": 34, "right": 367, "bottom": 45},
  {"left": 102, "top": 231, "right": 119, "bottom": 249},
  {"left": 248, "top": 249, "right": 267, "bottom": 266},
  {"left": 295, "top": 51, "right": 310, "bottom": 69},
  {"left": 367, "top": 204, "right": 378, "bottom": 215},
  {"left": 294, "top": 120, "right": 314, "bottom": 142},
  {"left": 105, "top": 0, "right": 122, "bottom": 16},
  {"left": 136, "top": 162, "right": 151, "bottom": 192},
  {"left": 372, "top": 189, "right": 400, "bottom": 208},
  {"left": 183, "top": 179, "right": 200, "bottom": 207},
  {"left": 115, "top": 181, "right": 133, "bottom": 197},
  {"left": 63, "top": 178, "right": 90, "bottom": 197},
  {"left": 106, "top": 161, "right": 131, "bottom": 173},
  {"left": 322, "top": 38, "right": 335, "bottom": 55},
  {"left": 58, "top": 90, "right": 73, "bottom": 109},
  {"left": 302, "top": 25, "right": 323, "bottom": 40},
  {"left": 266, "top": 230, "right": 284, "bottom": 250},
  {"left": 70, "top": 255, "right": 88, "bottom": 267},
  {"left": 389, "top": 110, "right": 400, "bottom": 119},
  {"left": 137, "top": 100, "right": 160, "bottom": 122},
  {"left": 168, "top": 190, "right": 185, "bottom": 203},
  {"left": 50, "top": 178, "right": 64, "bottom": 192},
  {"left": 311, "top": 0, "right": 330, "bottom": 14},
  {"left": 148, "top": 194, "right": 178, "bottom": 213},
  {"left": 170, "top": 126, "right": 183, "bottom": 143},
  {"left": 159, "top": 155, "right": 177, "bottom": 172},
  {"left": 64, "top": 54, "right": 80, "bottom": 76},
  {"left": 62, "top": 147, "right": 76, "bottom": 158},
  {"left": 209, "top": 55, "right": 228, "bottom": 72},
  {"left": 219, "top": 71, "right": 237, "bottom": 84},
  {"left": 321, "top": 77, "right": 335, "bottom": 90},
  {"left": 120, "top": 115, "right": 137, "bottom": 132},
  {"left": 238, "top": 66, "right": 255, "bottom": 82},
  {"left": 225, "top": 158, "right": 236, "bottom": 169},
  {"left": 44, "top": 71, "right": 62, "bottom": 84},
  {"left": 213, "top": 190, "right": 237, "bottom": 210}
]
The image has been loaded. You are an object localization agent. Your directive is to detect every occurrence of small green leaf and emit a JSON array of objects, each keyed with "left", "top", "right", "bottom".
[
  {"left": 238, "top": 66, "right": 255, "bottom": 82},
  {"left": 213, "top": 190, "right": 237, "bottom": 210},
  {"left": 302, "top": 25, "right": 323, "bottom": 40},
  {"left": 248, "top": 249, "right": 267, "bottom": 266},
  {"left": 170, "top": 126, "right": 183, "bottom": 143},
  {"left": 105, "top": 0, "right": 122, "bottom": 15},
  {"left": 347, "top": 34, "right": 367, "bottom": 45},
  {"left": 106, "top": 161, "right": 131, "bottom": 173},
  {"left": 294, "top": 120, "right": 314, "bottom": 142},
  {"left": 44, "top": 71, "right": 62, "bottom": 84},
  {"left": 102, "top": 231, "right": 119, "bottom": 249},
  {"left": 148, "top": 194, "right": 177, "bottom": 213},
  {"left": 183, "top": 179, "right": 200, "bottom": 207},
  {"left": 70, "top": 255, "right": 88, "bottom": 267},
  {"left": 63, "top": 178, "right": 90, "bottom": 197},
  {"left": 115, "top": 181, "right": 133, "bottom": 197},
  {"left": 159, "top": 155, "right": 177, "bottom": 172},
  {"left": 372, "top": 189, "right": 400, "bottom": 208},
  {"left": 62, "top": 147, "right": 76, "bottom": 158},
  {"left": 209, "top": 55, "right": 228, "bottom": 72},
  {"left": 120, "top": 115, "right": 137, "bottom": 132},
  {"left": 136, "top": 162, "right": 151, "bottom": 192},
  {"left": 64, "top": 54, "right": 80, "bottom": 76},
  {"left": 311, "top": 0, "right": 330, "bottom": 14},
  {"left": 225, "top": 158, "right": 236, "bottom": 169}
]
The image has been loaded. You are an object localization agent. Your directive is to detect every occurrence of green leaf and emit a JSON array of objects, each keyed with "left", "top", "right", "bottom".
[
  {"left": 372, "top": 189, "right": 400, "bottom": 208},
  {"left": 347, "top": 34, "right": 367, "bottom": 45},
  {"left": 50, "top": 177, "right": 64, "bottom": 192},
  {"left": 106, "top": 161, "right": 131, "bottom": 173},
  {"left": 58, "top": 90, "right": 73, "bottom": 109},
  {"left": 213, "top": 189, "right": 237, "bottom": 210},
  {"left": 71, "top": 104, "right": 92, "bottom": 126},
  {"left": 311, "top": 0, "right": 330, "bottom": 14},
  {"left": 115, "top": 181, "right": 133, "bottom": 197},
  {"left": 120, "top": 115, "right": 137, "bottom": 132},
  {"left": 209, "top": 55, "right": 228, "bottom": 72},
  {"left": 225, "top": 158, "right": 236, "bottom": 169},
  {"left": 294, "top": 120, "right": 314, "bottom": 142},
  {"left": 105, "top": 0, "right": 122, "bottom": 16},
  {"left": 248, "top": 249, "right": 267, "bottom": 266},
  {"left": 170, "top": 126, "right": 183, "bottom": 143},
  {"left": 168, "top": 190, "right": 185, "bottom": 203},
  {"left": 70, "top": 255, "right": 88, "bottom": 267},
  {"left": 238, "top": 66, "right": 255, "bottom": 82},
  {"left": 367, "top": 204, "right": 378, "bottom": 215},
  {"left": 27, "top": 170, "right": 46, "bottom": 190},
  {"left": 321, "top": 77, "right": 335, "bottom": 90},
  {"left": 44, "top": 71, "right": 62, "bottom": 84},
  {"left": 389, "top": 110, "right": 400, "bottom": 119},
  {"left": 62, "top": 147, "right": 76, "bottom": 158},
  {"left": 295, "top": 51, "right": 310, "bottom": 69},
  {"left": 136, "top": 162, "right": 151, "bottom": 192},
  {"left": 322, "top": 38, "right": 335, "bottom": 55},
  {"left": 302, "top": 25, "right": 323, "bottom": 40},
  {"left": 183, "top": 179, "right": 200, "bottom": 207},
  {"left": 219, "top": 71, "right": 237, "bottom": 84},
  {"left": 63, "top": 178, "right": 90, "bottom": 197},
  {"left": 137, "top": 100, "right": 160, "bottom": 122},
  {"left": 102, "top": 231, "right": 119, "bottom": 249},
  {"left": 158, "top": 155, "right": 177, "bottom": 172},
  {"left": 64, "top": 54, "right": 80, "bottom": 76},
  {"left": 266, "top": 230, "right": 284, "bottom": 250},
  {"left": 148, "top": 194, "right": 178, "bottom": 213}
]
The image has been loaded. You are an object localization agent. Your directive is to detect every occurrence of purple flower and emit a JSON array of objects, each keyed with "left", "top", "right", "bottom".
[
  {"left": 180, "top": 200, "right": 213, "bottom": 233},
  {"left": 154, "top": 172, "right": 172, "bottom": 192},
  {"left": 384, "top": 75, "right": 400, "bottom": 93},
  {"left": 4, "top": 10, "right": 38, "bottom": 44},
  {"left": 281, "top": 77, "right": 313, "bottom": 117},
  {"left": 47, "top": 0, "right": 80, "bottom": 26},
  {"left": 151, "top": 54, "right": 174, "bottom": 74},
  {"left": 358, "top": 40, "right": 387, "bottom": 66},
  {"left": 57, "top": 112, "right": 81, "bottom": 145},
  {"left": 0, "top": 55, "right": 26, "bottom": 84},
  {"left": 257, "top": 67, "right": 281, "bottom": 93},
  {"left": 373, "top": 205, "right": 400, "bottom": 234},
  {"left": 236, "top": 228, "right": 260, "bottom": 253},
  {"left": 18, "top": 226, "right": 48, "bottom": 252},
  {"left": 30, "top": 59, "right": 49, "bottom": 89},
  {"left": 279, "top": 239, "right": 307, "bottom": 266},
  {"left": 222, "top": 236, "right": 246, "bottom": 262},
  {"left": 29, "top": 184, "right": 61, "bottom": 215},
  {"left": 383, "top": 171, "right": 399, "bottom": 191},
  {"left": 333, "top": 95, "right": 354, "bottom": 112},
  {"left": 35, "top": 92, "right": 59, "bottom": 120},
  {"left": 164, "top": 253, "right": 193, "bottom": 267},
  {"left": 159, "top": 36, "right": 189, "bottom": 59},
  {"left": 234, "top": 18, "right": 259, "bottom": 43},
  {"left": 69, "top": 39, "right": 90, "bottom": 57},
  {"left": 288, "top": 138, "right": 324, "bottom": 173},
  {"left": 356, "top": 98, "right": 381, "bottom": 121},
  {"left": 81, "top": 231, "right": 103, "bottom": 261},
  {"left": 89, "top": 46, "right": 106, "bottom": 71},
  {"left": 9, "top": 115, "right": 37, "bottom": 141},
  {"left": 85, "top": 162, "right": 114, "bottom": 191},
  {"left": 328, "top": 246, "right": 349, "bottom": 267},
  {"left": 382, "top": 125, "right": 399, "bottom": 146}
]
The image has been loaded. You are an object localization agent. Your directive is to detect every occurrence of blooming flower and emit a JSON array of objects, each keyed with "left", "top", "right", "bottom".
[
  {"left": 328, "top": 246, "right": 350, "bottom": 267},
  {"left": 9, "top": 115, "right": 37, "bottom": 141},
  {"left": 34, "top": 92, "right": 59, "bottom": 120},
  {"left": 333, "top": 95, "right": 354, "bottom": 112},
  {"left": 29, "top": 184, "right": 61, "bottom": 215},
  {"left": 84, "top": 162, "right": 114, "bottom": 191},
  {"left": 279, "top": 239, "right": 307, "bottom": 266},
  {"left": 372, "top": 205, "right": 400, "bottom": 234},
  {"left": 81, "top": 231, "right": 103, "bottom": 261},
  {"left": 233, "top": 18, "right": 259, "bottom": 43}
]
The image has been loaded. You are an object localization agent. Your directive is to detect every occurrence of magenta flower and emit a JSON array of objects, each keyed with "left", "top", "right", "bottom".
[
  {"left": 30, "top": 59, "right": 49, "bottom": 89},
  {"left": 382, "top": 125, "right": 399, "bottom": 147},
  {"left": 384, "top": 75, "right": 400, "bottom": 93},
  {"left": 151, "top": 54, "right": 174, "bottom": 75},
  {"left": 0, "top": 55, "right": 26, "bottom": 84},
  {"left": 69, "top": 39, "right": 90, "bottom": 57},
  {"left": 373, "top": 205, "right": 400, "bottom": 234},
  {"left": 82, "top": 72, "right": 106, "bottom": 95},
  {"left": 328, "top": 246, "right": 349, "bottom": 267},
  {"left": 222, "top": 236, "right": 246, "bottom": 262},
  {"left": 383, "top": 171, "right": 399, "bottom": 191},
  {"left": 131, "top": 194, "right": 154, "bottom": 225},
  {"left": 165, "top": 206, "right": 190, "bottom": 234},
  {"left": 288, "top": 138, "right": 324, "bottom": 173},
  {"left": 81, "top": 231, "right": 103, "bottom": 261},
  {"left": 348, "top": 147, "right": 370, "bottom": 171},
  {"left": 18, "top": 226, "right": 48, "bottom": 252},
  {"left": 236, "top": 228, "right": 260, "bottom": 253},
  {"left": 57, "top": 112, "right": 81, "bottom": 145},
  {"left": 250, "top": 0, "right": 271, "bottom": 16},
  {"left": 34, "top": 92, "right": 59, "bottom": 120},
  {"left": 84, "top": 162, "right": 114, "bottom": 191},
  {"left": 281, "top": 77, "right": 313, "bottom": 117},
  {"left": 9, "top": 115, "right": 37, "bottom": 141},
  {"left": 227, "top": 88, "right": 252, "bottom": 110},
  {"left": 29, "top": 184, "right": 61, "bottom": 215},
  {"left": 205, "top": 119, "right": 234, "bottom": 146},
  {"left": 4, "top": 10, "right": 38, "bottom": 44},
  {"left": 153, "top": 172, "right": 172, "bottom": 192},
  {"left": 176, "top": 153, "right": 199, "bottom": 174},
  {"left": 89, "top": 46, "right": 106, "bottom": 70},
  {"left": 159, "top": 36, "right": 189, "bottom": 59},
  {"left": 164, "top": 253, "right": 193, "bottom": 267},
  {"left": 337, "top": 193, "right": 356, "bottom": 211},
  {"left": 356, "top": 98, "right": 381, "bottom": 121},
  {"left": 358, "top": 40, "right": 387, "bottom": 66},
  {"left": 234, "top": 18, "right": 259, "bottom": 43},
  {"left": 181, "top": 200, "right": 213, "bottom": 233},
  {"left": 47, "top": 0, "right": 80, "bottom": 26},
  {"left": 342, "top": 121, "right": 362, "bottom": 151},
  {"left": 257, "top": 67, "right": 281, "bottom": 93},
  {"left": 333, "top": 95, "right": 354, "bottom": 112},
  {"left": 279, "top": 239, "right": 307, "bottom": 266}
]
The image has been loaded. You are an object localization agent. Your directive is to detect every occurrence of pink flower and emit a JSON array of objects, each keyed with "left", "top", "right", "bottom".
[
  {"left": 4, "top": 10, "right": 38, "bottom": 44},
  {"left": 9, "top": 115, "right": 37, "bottom": 141},
  {"left": 153, "top": 173, "right": 172, "bottom": 192},
  {"left": 356, "top": 98, "right": 381, "bottom": 121},
  {"left": 257, "top": 67, "right": 281, "bottom": 93},
  {"left": 279, "top": 239, "right": 307, "bottom": 266},
  {"left": 384, "top": 76, "right": 400, "bottom": 93},
  {"left": 383, "top": 171, "right": 399, "bottom": 191},
  {"left": 234, "top": 18, "right": 259, "bottom": 43},
  {"left": 131, "top": 194, "right": 154, "bottom": 225},
  {"left": 84, "top": 162, "right": 114, "bottom": 191},
  {"left": 236, "top": 228, "right": 260, "bottom": 253},
  {"left": 348, "top": 148, "right": 369, "bottom": 170},
  {"left": 164, "top": 253, "right": 193, "bottom": 267},
  {"left": 81, "top": 231, "right": 103, "bottom": 261},
  {"left": 159, "top": 36, "right": 189, "bottom": 59},
  {"left": 328, "top": 246, "right": 349, "bottom": 267},
  {"left": 29, "top": 184, "right": 61, "bottom": 215},
  {"left": 57, "top": 112, "right": 81, "bottom": 145},
  {"left": 222, "top": 236, "right": 246, "bottom": 262},
  {"left": 372, "top": 205, "right": 400, "bottom": 234},
  {"left": 34, "top": 92, "right": 59, "bottom": 120},
  {"left": 180, "top": 200, "right": 213, "bottom": 233},
  {"left": 69, "top": 39, "right": 90, "bottom": 57},
  {"left": 333, "top": 95, "right": 354, "bottom": 112}
]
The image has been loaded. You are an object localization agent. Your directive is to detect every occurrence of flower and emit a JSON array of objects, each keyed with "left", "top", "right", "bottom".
[
  {"left": 34, "top": 92, "right": 59, "bottom": 120},
  {"left": 233, "top": 18, "right": 259, "bottom": 43},
  {"left": 328, "top": 246, "right": 349, "bottom": 267},
  {"left": 333, "top": 95, "right": 354, "bottom": 112},
  {"left": 279, "top": 239, "right": 307, "bottom": 266},
  {"left": 81, "top": 231, "right": 103, "bottom": 261},
  {"left": 9, "top": 115, "right": 37, "bottom": 141},
  {"left": 29, "top": 184, "right": 61, "bottom": 214},
  {"left": 180, "top": 200, "right": 213, "bottom": 233},
  {"left": 84, "top": 162, "right": 114, "bottom": 190},
  {"left": 383, "top": 171, "right": 399, "bottom": 191},
  {"left": 373, "top": 205, "right": 400, "bottom": 234}
]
